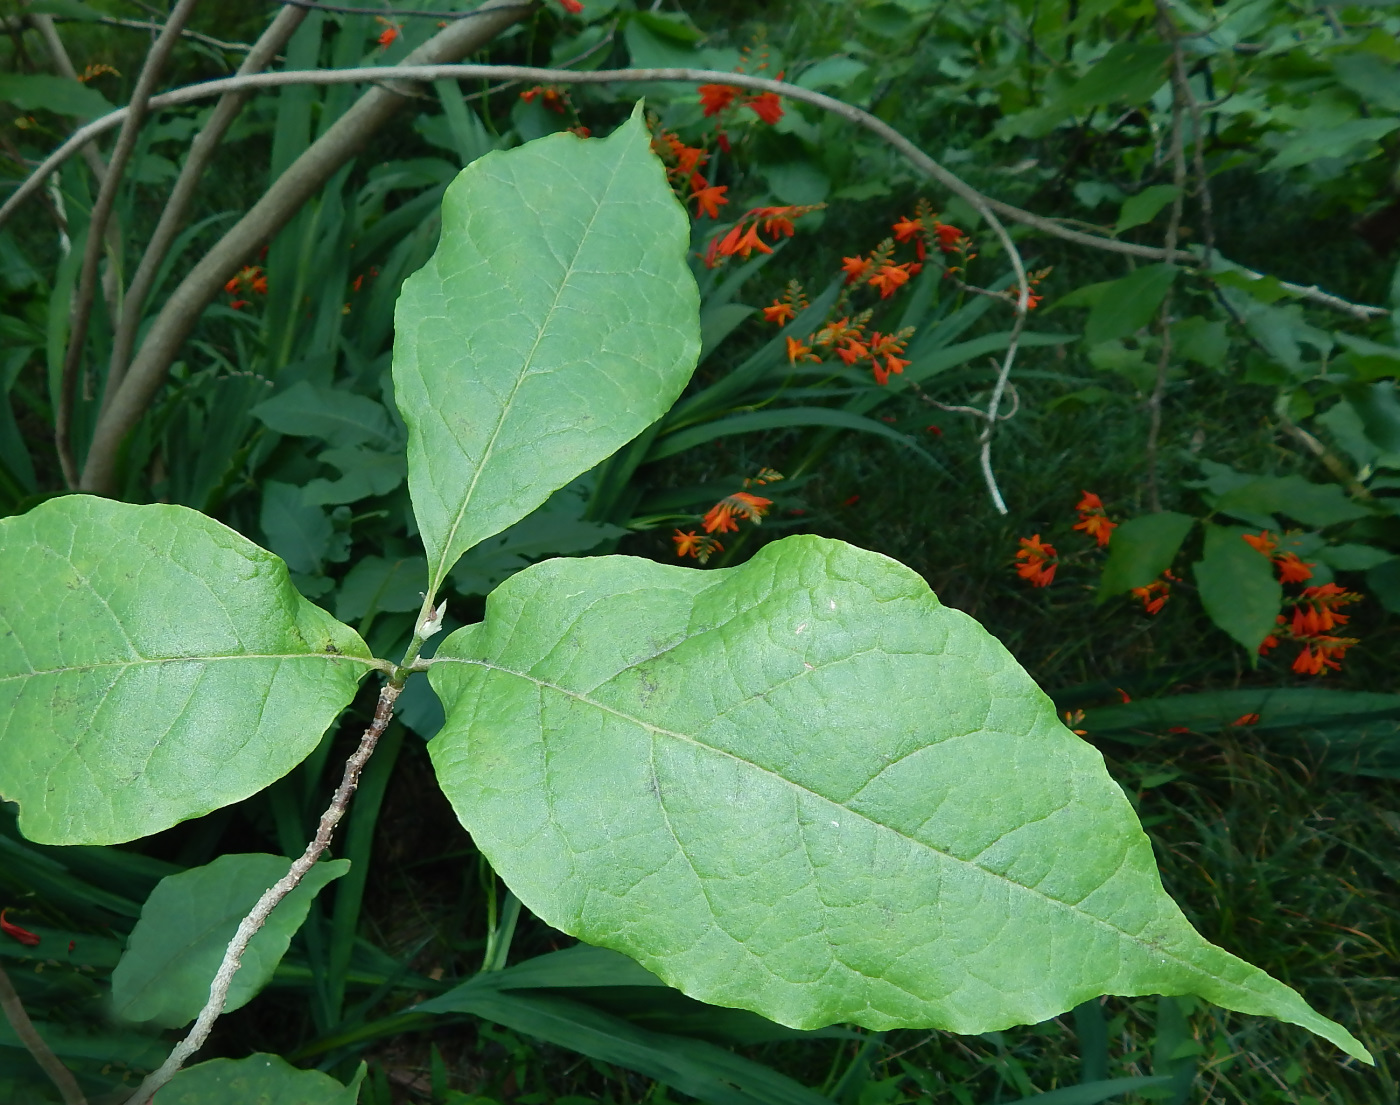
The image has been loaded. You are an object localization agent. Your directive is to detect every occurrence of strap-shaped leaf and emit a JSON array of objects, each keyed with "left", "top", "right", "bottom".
[
  {"left": 154, "top": 1053, "right": 364, "bottom": 1104},
  {"left": 392, "top": 104, "right": 701, "bottom": 594},
  {"left": 0, "top": 496, "right": 374, "bottom": 846},
  {"left": 426, "top": 536, "right": 1368, "bottom": 1060}
]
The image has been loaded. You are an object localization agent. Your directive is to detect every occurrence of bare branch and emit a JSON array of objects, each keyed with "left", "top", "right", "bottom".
[
  {"left": 123, "top": 679, "right": 402, "bottom": 1105},
  {"left": 78, "top": 3, "right": 537, "bottom": 496},
  {"left": 1146, "top": 1, "right": 1190, "bottom": 513},
  {"left": 103, "top": 4, "right": 308, "bottom": 411},
  {"left": 5, "top": 11, "right": 258, "bottom": 55},
  {"left": 2, "top": 61, "right": 1384, "bottom": 326},
  {"left": 54, "top": 0, "right": 200, "bottom": 488},
  {"left": 0, "top": 961, "right": 87, "bottom": 1105}
]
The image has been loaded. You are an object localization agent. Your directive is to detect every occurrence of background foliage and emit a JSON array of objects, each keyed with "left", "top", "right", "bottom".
[{"left": 2, "top": 0, "right": 1399, "bottom": 1101}]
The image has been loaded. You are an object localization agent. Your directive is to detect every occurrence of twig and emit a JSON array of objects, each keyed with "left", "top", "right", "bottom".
[
  {"left": 277, "top": 0, "right": 534, "bottom": 15},
  {"left": 123, "top": 679, "right": 402, "bottom": 1105},
  {"left": 1146, "top": 1, "right": 1189, "bottom": 513},
  {"left": 54, "top": 0, "right": 200, "bottom": 488},
  {"left": 103, "top": 4, "right": 308, "bottom": 412},
  {"left": 1277, "top": 412, "right": 1374, "bottom": 502},
  {"left": 78, "top": 8, "right": 534, "bottom": 496},
  {"left": 1, "top": 64, "right": 1385, "bottom": 324},
  {"left": 0, "top": 961, "right": 88, "bottom": 1105},
  {"left": 4, "top": 11, "right": 258, "bottom": 54}
]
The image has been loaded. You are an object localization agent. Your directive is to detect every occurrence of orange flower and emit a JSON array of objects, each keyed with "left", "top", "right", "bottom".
[
  {"left": 1241, "top": 530, "right": 1278, "bottom": 556},
  {"left": 1231, "top": 712, "right": 1261, "bottom": 726},
  {"left": 841, "top": 255, "right": 873, "bottom": 284},
  {"left": 1131, "top": 579, "right": 1171, "bottom": 615},
  {"left": 934, "top": 223, "right": 965, "bottom": 251},
  {"left": 744, "top": 91, "right": 783, "bottom": 123},
  {"left": 764, "top": 300, "right": 796, "bottom": 324},
  {"left": 1274, "top": 552, "right": 1314, "bottom": 584},
  {"left": 251, "top": 273, "right": 268, "bottom": 295},
  {"left": 892, "top": 215, "right": 923, "bottom": 242},
  {"left": 702, "top": 491, "right": 772, "bottom": 534},
  {"left": 873, "top": 353, "right": 909, "bottom": 386},
  {"left": 1073, "top": 515, "right": 1116, "bottom": 547},
  {"left": 836, "top": 340, "right": 868, "bottom": 366},
  {"left": 376, "top": 24, "right": 400, "bottom": 47},
  {"left": 1015, "top": 535, "right": 1057, "bottom": 587},
  {"left": 674, "top": 530, "right": 722, "bottom": 562},
  {"left": 691, "top": 183, "right": 728, "bottom": 219},
  {"left": 698, "top": 84, "right": 739, "bottom": 116},
  {"left": 560, "top": 0, "right": 584, "bottom": 11},
  {"left": 786, "top": 336, "right": 819, "bottom": 364},
  {"left": 1075, "top": 491, "right": 1103, "bottom": 513},
  {"left": 867, "top": 262, "right": 913, "bottom": 298}
]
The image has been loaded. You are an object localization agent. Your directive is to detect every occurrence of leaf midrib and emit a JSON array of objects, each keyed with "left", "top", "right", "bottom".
[
  {"left": 434, "top": 655, "right": 1230, "bottom": 989},
  {"left": 0, "top": 652, "right": 379, "bottom": 683},
  {"left": 427, "top": 151, "right": 629, "bottom": 592}
]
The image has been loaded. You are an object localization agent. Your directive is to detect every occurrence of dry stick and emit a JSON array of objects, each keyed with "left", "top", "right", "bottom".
[
  {"left": 78, "top": 8, "right": 534, "bottom": 496},
  {"left": 1, "top": 65, "right": 1385, "bottom": 320},
  {"left": 53, "top": 0, "right": 201, "bottom": 489},
  {"left": 5, "top": 11, "right": 257, "bottom": 54},
  {"left": 123, "top": 679, "right": 402, "bottom": 1105},
  {"left": 28, "top": 9, "right": 125, "bottom": 322},
  {"left": 1146, "top": 3, "right": 1190, "bottom": 514},
  {"left": 0, "top": 961, "right": 88, "bottom": 1105},
  {"left": 103, "top": 4, "right": 308, "bottom": 411}
]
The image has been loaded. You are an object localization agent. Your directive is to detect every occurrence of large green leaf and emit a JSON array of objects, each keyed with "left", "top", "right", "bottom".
[
  {"left": 112, "top": 854, "right": 350, "bottom": 1028},
  {"left": 0, "top": 496, "right": 374, "bottom": 845},
  {"left": 154, "top": 1053, "right": 364, "bottom": 1104},
  {"left": 1098, "top": 512, "right": 1195, "bottom": 598},
  {"left": 393, "top": 105, "right": 701, "bottom": 594},
  {"left": 1085, "top": 265, "right": 1178, "bottom": 347},
  {"left": 1193, "top": 524, "right": 1282, "bottom": 656},
  {"left": 425, "top": 536, "right": 1367, "bottom": 1060}
]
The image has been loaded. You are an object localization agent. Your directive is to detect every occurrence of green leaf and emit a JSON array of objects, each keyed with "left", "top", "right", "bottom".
[
  {"left": 1193, "top": 524, "right": 1282, "bottom": 656},
  {"left": 1115, "top": 186, "right": 1180, "bottom": 233},
  {"left": 260, "top": 481, "right": 332, "bottom": 575},
  {"left": 251, "top": 381, "right": 395, "bottom": 448},
  {"left": 1013, "top": 1077, "right": 1173, "bottom": 1104},
  {"left": 154, "top": 1053, "right": 364, "bottom": 1104},
  {"left": 393, "top": 105, "right": 701, "bottom": 595},
  {"left": 301, "top": 446, "right": 407, "bottom": 506},
  {"left": 1098, "top": 512, "right": 1195, "bottom": 598},
  {"left": 1063, "top": 42, "right": 1173, "bottom": 110},
  {"left": 1266, "top": 118, "right": 1400, "bottom": 171},
  {"left": 1213, "top": 475, "right": 1370, "bottom": 528},
  {"left": 0, "top": 496, "right": 373, "bottom": 845},
  {"left": 416, "top": 988, "right": 835, "bottom": 1105},
  {"left": 1170, "top": 316, "right": 1228, "bottom": 369},
  {"left": 1084, "top": 688, "right": 1400, "bottom": 735},
  {"left": 1085, "top": 265, "right": 1178, "bottom": 346},
  {"left": 112, "top": 854, "right": 349, "bottom": 1028},
  {"left": 426, "top": 536, "right": 1367, "bottom": 1059},
  {"left": 0, "top": 73, "right": 112, "bottom": 118},
  {"left": 1317, "top": 543, "right": 1393, "bottom": 572},
  {"left": 336, "top": 555, "right": 429, "bottom": 622}
]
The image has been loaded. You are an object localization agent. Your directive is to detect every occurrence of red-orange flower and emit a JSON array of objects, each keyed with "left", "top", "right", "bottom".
[
  {"left": 934, "top": 223, "right": 965, "bottom": 251},
  {"left": 1015, "top": 535, "right": 1057, "bottom": 587},
  {"left": 1072, "top": 491, "right": 1116, "bottom": 548},
  {"left": 892, "top": 215, "right": 923, "bottom": 242},
  {"left": 867, "top": 262, "right": 913, "bottom": 298},
  {"left": 703, "top": 491, "right": 773, "bottom": 534},
  {"left": 841, "top": 255, "right": 873, "bottom": 284},
  {"left": 786, "top": 335, "right": 819, "bottom": 364},
  {"left": 764, "top": 300, "right": 796, "bottom": 324},
  {"left": 673, "top": 530, "right": 721, "bottom": 563},
  {"left": 376, "top": 24, "right": 400, "bottom": 47},
  {"left": 1231, "top": 713, "right": 1261, "bottom": 727},
  {"left": 1131, "top": 579, "right": 1171, "bottom": 615},
  {"left": 873, "top": 353, "right": 909, "bottom": 386},
  {"left": 698, "top": 84, "right": 739, "bottom": 116},
  {"left": 1274, "top": 552, "right": 1315, "bottom": 584},
  {"left": 560, "top": 0, "right": 584, "bottom": 11},
  {"left": 1, "top": 909, "right": 39, "bottom": 947},
  {"left": 1241, "top": 530, "right": 1278, "bottom": 556},
  {"left": 691, "top": 183, "right": 728, "bottom": 219},
  {"left": 744, "top": 91, "right": 783, "bottom": 123}
]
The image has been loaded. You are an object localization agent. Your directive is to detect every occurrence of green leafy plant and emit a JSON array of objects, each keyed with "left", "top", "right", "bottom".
[{"left": 0, "top": 107, "right": 1374, "bottom": 1105}]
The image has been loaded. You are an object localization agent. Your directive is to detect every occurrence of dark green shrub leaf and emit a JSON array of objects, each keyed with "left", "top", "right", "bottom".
[
  {"left": 393, "top": 105, "right": 701, "bottom": 595},
  {"left": 0, "top": 496, "right": 373, "bottom": 845},
  {"left": 1085, "top": 265, "right": 1178, "bottom": 347},
  {"left": 1213, "top": 475, "right": 1370, "bottom": 528},
  {"left": 0, "top": 73, "right": 112, "bottom": 117},
  {"left": 1098, "top": 512, "right": 1195, "bottom": 598},
  {"left": 426, "top": 536, "right": 1366, "bottom": 1058},
  {"left": 251, "top": 381, "right": 396, "bottom": 448},
  {"left": 112, "top": 854, "right": 349, "bottom": 1028},
  {"left": 1115, "top": 186, "right": 1180, "bottom": 233},
  {"left": 154, "top": 1053, "right": 364, "bottom": 1104},
  {"left": 1194, "top": 524, "right": 1282, "bottom": 656}
]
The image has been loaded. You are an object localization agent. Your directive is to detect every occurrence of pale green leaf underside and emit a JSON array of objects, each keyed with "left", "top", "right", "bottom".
[
  {"left": 112, "top": 853, "right": 349, "bottom": 1028},
  {"left": 154, "top": 1053, "right": 364, "bottom": 1105},
  {"left": 393, "top": 105, "right": 701, "bottom": 593},
  {"left": 0, "top": 496, "right": 373, "bottom": 846},
  {"left": 427, "top": 536, "right": 1367, "bottom": 1060}
]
